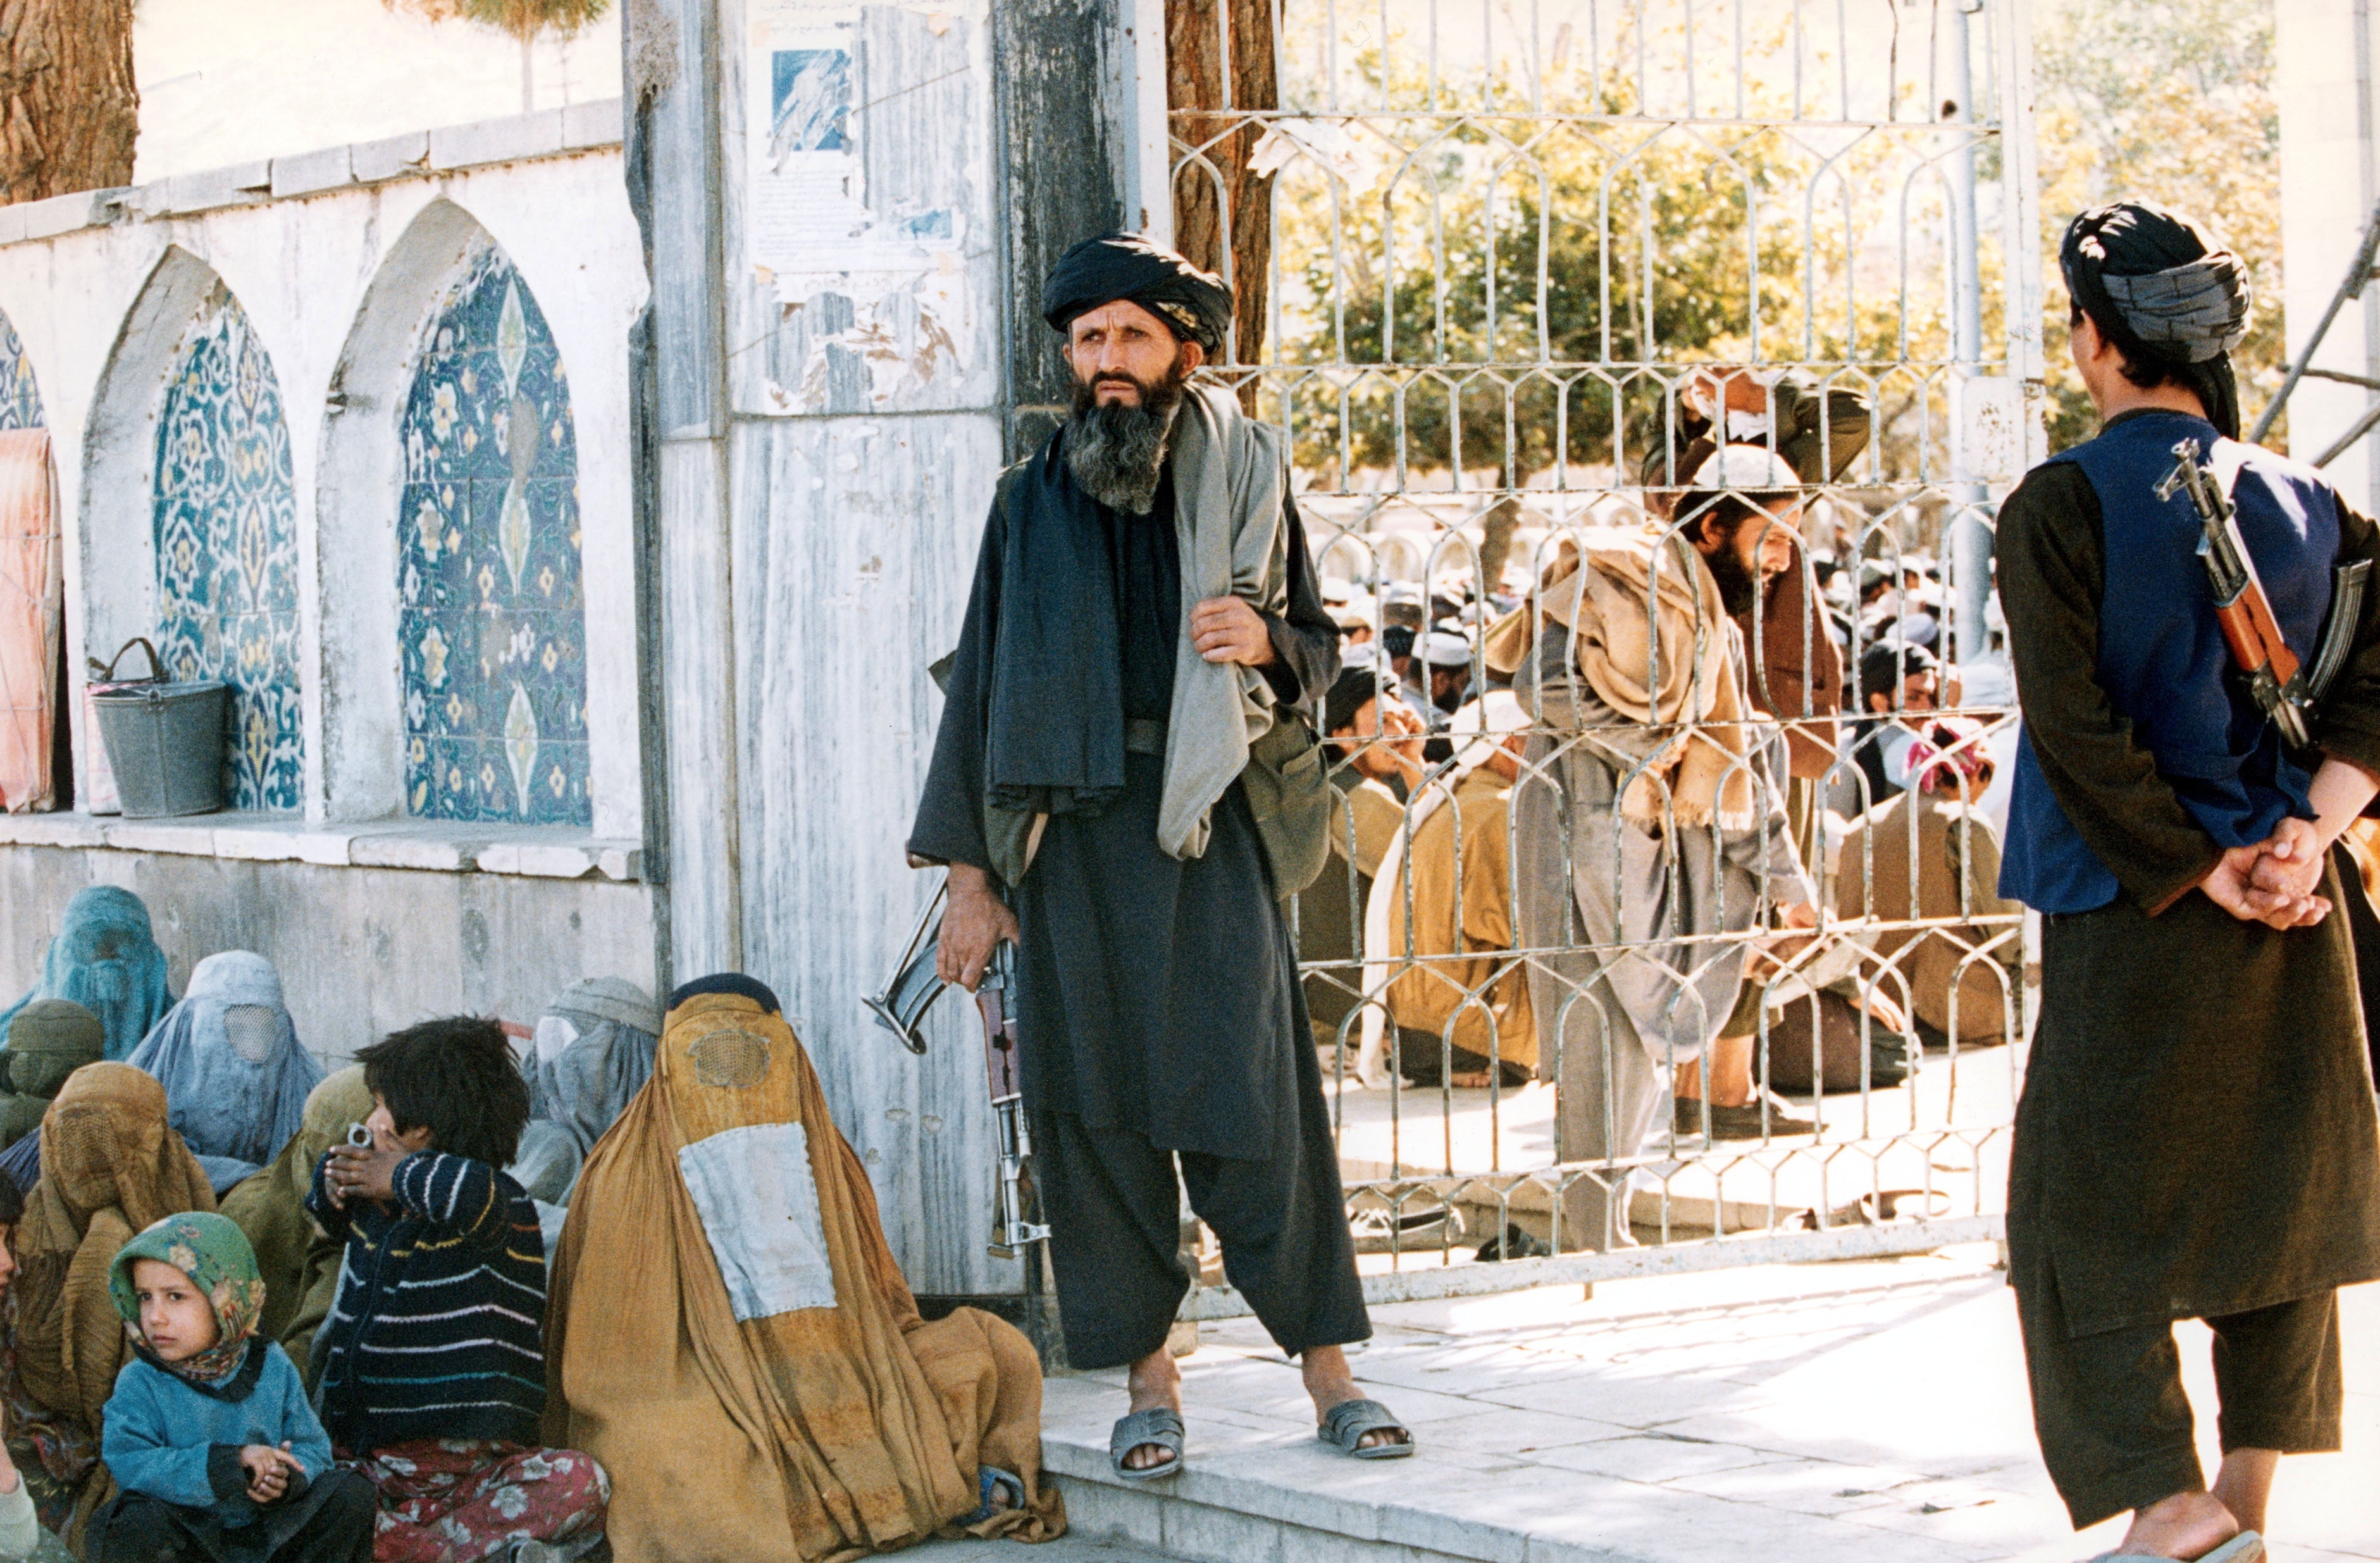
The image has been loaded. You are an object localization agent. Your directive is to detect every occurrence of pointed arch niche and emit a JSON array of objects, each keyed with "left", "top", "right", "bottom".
[
  {"left": 80, "top": 249, "right": 303, "bottom": 814},
  {"left": 318, "top": 200, "right": 590, "bottom": 827}
]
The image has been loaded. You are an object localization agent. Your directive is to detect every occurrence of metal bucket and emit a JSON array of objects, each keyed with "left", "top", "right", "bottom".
[{"left": 87, "top": 638, "right": 230, "bottom": 818}]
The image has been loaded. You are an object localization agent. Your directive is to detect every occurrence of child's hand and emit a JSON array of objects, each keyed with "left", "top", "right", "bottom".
[
  {"left": 240, "top": 1443, "right": 304, "bottom": 1504},
  {"left": 326, "top": 1142, "right": 406, "bottom": 1205}
]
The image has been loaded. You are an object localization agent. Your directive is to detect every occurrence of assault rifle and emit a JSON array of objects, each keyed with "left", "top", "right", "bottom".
[
  {"left": 2154, "top": 439, "right": 2371, "bottom": 750},
  {"left": 864, "top": 880, "right": 1051, "bottom": 1259}
]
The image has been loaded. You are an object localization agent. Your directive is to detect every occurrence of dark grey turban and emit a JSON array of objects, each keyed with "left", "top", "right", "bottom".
[
  {"left": 1041, "top": 232, "right": 1234, "bottom": 352},
  {"left": 2061, "top": 201, "right": 2253, "bottom": 437}
]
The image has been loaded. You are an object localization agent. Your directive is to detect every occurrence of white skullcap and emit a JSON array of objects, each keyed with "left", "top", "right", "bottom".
[
  {"left": 1419, "top": 630, "right": 1472, "bottom": 668},
  {"left": 1451, "top": 689, "right": 1530, "bottom": 771},
  {"left": 1689, "top": 444, "right": 1802, "bottom": 491}
]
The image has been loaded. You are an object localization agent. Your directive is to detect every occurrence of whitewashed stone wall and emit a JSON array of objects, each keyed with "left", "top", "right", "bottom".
[{"left": 0, "top": 106, "right": 660, "bottom": 1063}]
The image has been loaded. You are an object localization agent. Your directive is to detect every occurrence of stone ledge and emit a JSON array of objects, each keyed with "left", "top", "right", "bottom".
[
  {"left": 6, "top": 103, "right": 623, "bottom": 250},
  {"left": 0, "top": 811, "right": 641, "bottom": 881},
  {"left": 270, "top": 144, "right": 356, "bottom": 200}
]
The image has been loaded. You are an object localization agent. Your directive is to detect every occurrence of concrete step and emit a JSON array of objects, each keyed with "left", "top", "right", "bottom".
[{"left": 1033, "top": 1253, "right": 2380, "bottom": 1563}]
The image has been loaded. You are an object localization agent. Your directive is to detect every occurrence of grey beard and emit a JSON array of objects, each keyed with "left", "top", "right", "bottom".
[{"left": 1064, "top": 396, "right": 1180, "bottom": 515}]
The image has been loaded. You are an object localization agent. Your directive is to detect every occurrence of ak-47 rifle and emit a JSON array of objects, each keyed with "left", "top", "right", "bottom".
[
  {"left": 2155, "top": 438, "right": 2371, "bottom": 750},
  {"left": 864, "top": 881, "right": 1050, "bottom": 1259},
  {"left": 970, "top": 943, "right": 1048, "bottom": 1259}
]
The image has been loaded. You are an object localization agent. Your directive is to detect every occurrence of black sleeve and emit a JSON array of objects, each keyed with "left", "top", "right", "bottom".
[
  {"left": 905, "top": 486, "right": 1008, "bottom": 871},
  {"left": 1258, "top": 491, "right": 1341, "bottom": 710},
  {"left": 1996, "top": 461, "right": 2221, "bottom": 911},
  {"left": 208, "top": 1445, "right": 248, "bottom": 1502},
  {"left": 2311, "top": 492, "right": 2380, "bottom": 783}
]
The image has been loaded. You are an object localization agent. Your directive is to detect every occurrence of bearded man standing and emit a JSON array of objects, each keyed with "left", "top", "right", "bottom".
[
  {"left": 907, "top": 234, "right": 1411, "bottom": 1480},
  {"left": 1997, "top": 201, "right": 2380, "bottom": 1562}
]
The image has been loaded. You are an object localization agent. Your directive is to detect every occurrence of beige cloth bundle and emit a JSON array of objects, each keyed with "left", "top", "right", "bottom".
[{"left": 1484, "top": 525, "right": 1754, "bottom": 830}]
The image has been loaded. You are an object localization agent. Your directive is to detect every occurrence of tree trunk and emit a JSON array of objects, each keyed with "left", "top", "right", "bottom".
[
  {"left": 1166, "top": 0, "right": 1275, "bottom": 384},
  {"left": 0, "top": 0, "right": 138, "bottom": 206}
]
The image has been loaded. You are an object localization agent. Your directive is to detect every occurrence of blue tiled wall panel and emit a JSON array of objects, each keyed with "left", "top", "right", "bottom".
[
  {"left": 0, "top": 311, "right": 42, "bottom": 430},
  {"left": 397, "top": 244, "right": 590, "bottom": 825},
  {"left": 152, "top": 290, "right": 303, "bottom": 812}
]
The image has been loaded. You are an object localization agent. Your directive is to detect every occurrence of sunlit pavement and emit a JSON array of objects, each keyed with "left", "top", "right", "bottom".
[{"left": 988, "top": 1250, "right": 2377, "bottom": 1563}]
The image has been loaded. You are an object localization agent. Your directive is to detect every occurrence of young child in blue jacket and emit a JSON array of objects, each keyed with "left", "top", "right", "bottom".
[{"left": 85, "top": 1213, "right": 377, "bottom": 1563}]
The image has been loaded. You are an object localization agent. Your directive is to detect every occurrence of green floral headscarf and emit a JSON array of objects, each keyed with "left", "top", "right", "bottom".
[{"left": 108, "top": 1212, "right": 266, "bottom": 1384}]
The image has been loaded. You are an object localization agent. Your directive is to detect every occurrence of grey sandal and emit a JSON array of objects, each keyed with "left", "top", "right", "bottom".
[
  {"left": 1317, "top": 1397, "right": 1415, "bottom": 1459},
  {"left": 2083, "top": 1533, "right": 2262, "bottom": 1563},
  {"left": 1108, "top": 1407, "right": 1186, "bottom": 1481}
]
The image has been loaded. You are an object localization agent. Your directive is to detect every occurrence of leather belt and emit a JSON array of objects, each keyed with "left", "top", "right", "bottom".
[{"left": 1123, "top": 719, "right": 1167, "bottom": 756}]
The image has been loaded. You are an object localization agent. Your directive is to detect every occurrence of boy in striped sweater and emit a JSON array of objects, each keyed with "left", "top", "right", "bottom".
[{"left": 307, "top": 1018, "right": 609, "bottom": 1563}]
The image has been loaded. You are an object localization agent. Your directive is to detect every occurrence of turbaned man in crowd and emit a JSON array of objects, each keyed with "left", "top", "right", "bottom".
[
  {"left": 907, "top": 234, "right": 1413, "bottom": 1481},
  {"left": 1997, "top": 200, "right": 2380, "bottom": 1563}
]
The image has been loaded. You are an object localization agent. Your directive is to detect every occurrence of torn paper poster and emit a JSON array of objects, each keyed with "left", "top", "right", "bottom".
[{"left": 745, "top": 5, "right": 965, "bottom": 301}]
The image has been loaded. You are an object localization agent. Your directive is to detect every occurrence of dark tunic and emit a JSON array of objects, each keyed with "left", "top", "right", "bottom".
[
  {"left": 1996, "top": 442, "right": 2380, "bottom": 1336},
  {"left": 908, "top": 463, "right": 1340, "bottom": 1160}
]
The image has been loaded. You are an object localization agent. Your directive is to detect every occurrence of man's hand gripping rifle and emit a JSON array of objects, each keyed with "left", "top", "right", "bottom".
[
  {"left": 864, "top": 880, "right": 1051, "bottom": 1259},
  {"left": 2155, "top": 438, "right": 2371, "bottom": 750}
]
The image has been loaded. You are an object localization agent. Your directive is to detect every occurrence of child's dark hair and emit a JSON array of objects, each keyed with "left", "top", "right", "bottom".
[
  {"left": 357, "top": 1016, "right": 530, "bottom": 1169},
  {"left": 0, "top": 1171, "right": 22, "bottom": 1230}
]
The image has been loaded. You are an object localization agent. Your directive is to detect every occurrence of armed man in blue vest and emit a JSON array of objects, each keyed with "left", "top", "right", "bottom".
[{"left": 1997, "top": 201, "right": 2380, "bottom": 1563}]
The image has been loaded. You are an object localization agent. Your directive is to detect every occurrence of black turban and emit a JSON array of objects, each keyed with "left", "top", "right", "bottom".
[
  {"left": 2061, "top": 200, "right": 2253, "bottom": 437},
  {"left": 1323, "top": 664, "right": 1389, "bottom": 736},
  {"left": 1041, "top": 232, "right": 1234, "bottom": 353}
]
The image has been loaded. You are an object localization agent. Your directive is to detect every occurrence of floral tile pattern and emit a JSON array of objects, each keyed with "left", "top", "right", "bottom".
[
  {"left": 152, "top": 287, "right": 303, "bottom": 812},
  {"left": 0, "top": 311, "right": 43, "bottom": 430},
  {"left": 398, "top": 242, "right": 588, "bottom": 825}
]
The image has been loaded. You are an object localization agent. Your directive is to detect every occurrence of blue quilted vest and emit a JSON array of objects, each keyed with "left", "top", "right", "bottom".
[{"left": 1999, "top": 410, "right": 2339, "bottom": 913}]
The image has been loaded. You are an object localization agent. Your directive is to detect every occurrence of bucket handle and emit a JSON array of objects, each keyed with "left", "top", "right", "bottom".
[{"left": 87, "top": 637, "right": 164, "bottom": 685}]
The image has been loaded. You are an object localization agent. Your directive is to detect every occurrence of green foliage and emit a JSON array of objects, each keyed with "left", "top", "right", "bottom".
[
  {"left": 383, "top": 0, "right": 610, "bottom": 44},
  {"left": 1263, "top": 26, "right": 1961, "bottom": 490}
]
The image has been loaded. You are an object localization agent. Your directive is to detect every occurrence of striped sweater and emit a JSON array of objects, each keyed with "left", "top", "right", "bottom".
[{"left": 304, "top": 1150, "right": 547, "bottom": 1454}]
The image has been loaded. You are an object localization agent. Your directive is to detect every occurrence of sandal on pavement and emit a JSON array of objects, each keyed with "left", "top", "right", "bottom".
[
  {"left": 1317, "top": 1397, "right": 1415, "bottom": 1459},
  {"left": 960, "top": 1465, "right": 1024, "bottom": 1524},
  {"left": 2083, "top": 1531, "right": 2263, "bottom": 1563},
  {"left": 1108, "top": 1407, "right": 1185, "bottom": 1482}
]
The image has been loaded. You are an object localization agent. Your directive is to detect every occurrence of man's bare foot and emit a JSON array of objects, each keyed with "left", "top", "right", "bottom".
[
  {"left": 2116, "top": 1489, "right": 2240, "bottom": 1560},
  {"left": 1121, "top": 1345, "right": 1183, "bottom": 1472},
  {"left": 1302, "top": 1345, "right": 1408, "bottom": 1453}
]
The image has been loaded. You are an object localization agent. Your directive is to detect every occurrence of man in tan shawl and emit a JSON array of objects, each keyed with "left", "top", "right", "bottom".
[
  {"left": 1488, "top": 446, "right": 1818, "bottom": 1246},
  {"left": 546, "top": 975, "right": 1063, "bottom": 1563},
  {"left": 1381, "top": 692, "right": 1537, "bottom": 1087},
  {"left": 1834, "top": 720, "right": 2021, "bottom": 1049},
  {"left": 7, "top": 1064, "right": 214, "bottom": 1546}
]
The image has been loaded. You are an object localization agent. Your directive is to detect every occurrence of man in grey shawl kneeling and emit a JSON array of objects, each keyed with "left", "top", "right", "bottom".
[{"left": 907, "top": 234, "right": 1411, "bottom": 1479}]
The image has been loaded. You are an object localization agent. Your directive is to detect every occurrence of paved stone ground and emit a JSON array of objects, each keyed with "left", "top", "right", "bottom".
[{"left": 950, "top": 1249, "right": 2379, "bottom": 1563}]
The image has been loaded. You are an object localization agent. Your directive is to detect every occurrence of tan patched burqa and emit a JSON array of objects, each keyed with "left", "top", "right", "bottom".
[
  {"left": 545, "top": 989, "right": 1064, "bottom": 1563},
  {"left": 13, "top": 1062, "right": 217, "bottom": 1541},
  {"left": 1484, "top": 525, "right": 1754, "bottom": 830}
]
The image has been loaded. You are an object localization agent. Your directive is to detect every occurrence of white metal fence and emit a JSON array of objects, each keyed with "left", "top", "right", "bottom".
[{"left": 1164, "top": 0, "right": 2047, "bottom": 1309}]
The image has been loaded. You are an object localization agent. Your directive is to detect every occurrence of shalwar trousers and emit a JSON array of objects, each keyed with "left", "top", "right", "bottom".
[
  {"left": 1032, "top": 1030, "right": 1370, "bottom": 1369},
  {"left": 2014, "top": 1264, "right": 2343, "bottom": 1529},
  {"left": 87, "top": 1469, "right": 378, "bottom": 1563}
]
